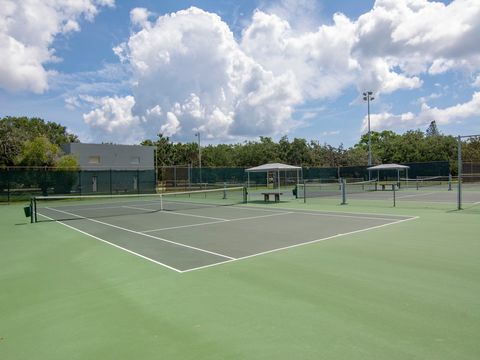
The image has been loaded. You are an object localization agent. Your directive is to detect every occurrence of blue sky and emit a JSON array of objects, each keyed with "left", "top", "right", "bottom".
[{"left": 1, "top": 0, "right": 479, "bottom": 146}]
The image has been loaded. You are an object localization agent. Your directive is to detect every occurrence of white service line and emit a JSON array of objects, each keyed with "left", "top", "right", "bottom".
[
  {"left": 45, "top": 207, "right": 235, "bottom": 260},
  {"left": 122, "top": 205, "right": 159, "bottom": 212},
  {"left": 396, "top": 192, "right": 435, "bottom": 199},
  {"left": 159, "top": 210, "right": 228, "bottom": 221},
  {"left": 284, "top": 211, "right": 401, "bottom": 222},
  {"left": 236, "top": 203, "right": 415, "bottom": 220},
  {"left": 45, "top": 201, "right": 162, "bottom": 212},
  {"left": 181, "top": 216, "right": 419, "bottom": 273},
  {"left": 142, "top": 220, "right": 229, "bottom": 233},
  {"left": 37, "top": 213, "right": 183, "bottom": 273},
  {"left": 141, "top": 211, "right": 293, "bottom": 233},
  {"left": 122, "top": 205, "right": 228, "bottom": 221}
]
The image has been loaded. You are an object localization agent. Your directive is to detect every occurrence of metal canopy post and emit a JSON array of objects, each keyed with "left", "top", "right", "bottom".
[
  {"left": 277, "top": 169, "right": 280, "bottom": 191},
  {"left": 247, "top": 171, "right": 250, "bottom": 202}
]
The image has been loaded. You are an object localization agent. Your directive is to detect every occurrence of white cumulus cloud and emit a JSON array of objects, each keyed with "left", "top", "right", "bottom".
[
  {"left": 82, "top": 1, "right": 480, "bottom": 142},
  {"left": 0, "top": 0, "right": 114, "bottom": 93},
  {"left": 107, "top": 7, "right": 302, "bottom": 142},
  {"left": 83, "top": 95, "right": 142, "bottom": 143},
  {"left": 362, "top": 92, "right": 480, "bottom": 132},
  {"left": 354, "top": 0, "right": 480, "bottom": 92}
]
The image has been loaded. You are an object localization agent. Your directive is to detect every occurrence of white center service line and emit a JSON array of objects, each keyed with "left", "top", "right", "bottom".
[
  {"left": 45, "top": 207, "right": 235, "bottom": 260},
  {"left": 181, "top": 215, "right": 420, "bottom": 273},
  {"left": 141, "top": 211, "right": 293, "bottom": 233},
  {"left": 396, "top": 192, "right": 435, "bottom": 199},
  {"left": 37, "top": 212, "right": 183, "bottom": 273}
]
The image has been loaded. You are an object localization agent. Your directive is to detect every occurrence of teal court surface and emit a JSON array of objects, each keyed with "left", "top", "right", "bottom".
[
  {"left": 2, "top": 185, "right": 480, "bottom": 360},
  {"left": 35, "top": 196, "right": 416, "bottom": 273}
]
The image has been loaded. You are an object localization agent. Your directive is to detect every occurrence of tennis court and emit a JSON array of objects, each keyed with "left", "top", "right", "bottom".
[
  {"left": 2, "top": 183, "right": 480, "bottom": 360},
  {"left": 33, "top": 188, "right": 415, "bottom": 272},
  {"left": 298, "top": 178, "right": 480, "bottom": 208}
]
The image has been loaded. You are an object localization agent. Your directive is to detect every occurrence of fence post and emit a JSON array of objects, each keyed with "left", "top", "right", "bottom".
[
  {"left": 109, "top": 169, "right": 113, "bottom": 195},
  {"left": 78, "top": 170, "right": 82, "bottom": 195}
]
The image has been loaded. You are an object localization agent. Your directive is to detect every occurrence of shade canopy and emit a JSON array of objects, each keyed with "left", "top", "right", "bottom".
[
  {"left": 367, "top": 164, "right": 410, "bottom": 171},
  {"left": 245, "top": 163, "right": 302, "bottom": 173}
]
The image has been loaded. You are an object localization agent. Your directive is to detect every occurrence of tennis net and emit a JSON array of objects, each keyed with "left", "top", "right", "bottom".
[
  {"left": 33, "top": 186, "right": 246, "bottom": 222},
  {"left": 296, "top": 181, "right": 342, "bottom": 199},
  {"left": 343, "top": 180, "right": 378, "bottom": 194},
  {"left": 400, "top": 176, "right": 451, "bottom": 189}
]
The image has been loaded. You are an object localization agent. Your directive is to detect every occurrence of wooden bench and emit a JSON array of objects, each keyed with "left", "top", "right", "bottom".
[{"left": 262, "top": 192, "right": 283, "bottom": 202}]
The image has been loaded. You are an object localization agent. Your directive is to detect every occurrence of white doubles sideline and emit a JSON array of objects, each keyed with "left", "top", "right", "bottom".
[{"left": 38, "top": 203, "right": 418, "bottom": 273}]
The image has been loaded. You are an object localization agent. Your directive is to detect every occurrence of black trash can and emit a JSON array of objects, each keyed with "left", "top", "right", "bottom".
[{"left": 24, "top": 205, "right": 31, "bottom": 218}]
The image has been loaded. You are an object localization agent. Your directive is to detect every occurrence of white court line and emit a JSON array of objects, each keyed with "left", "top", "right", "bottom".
[
  {"left": 37, "top": 213, "right": 183, "bottom": 273},
  {"left": 236, "top": 204, "right": 414, "bottom": 221},
  {"left": 45, "top": 207, "right": 235, "bottom": 260},
  {"left": 142, "top": 220, "right": 229, "bottom": 232},
  {"left": 281, "top": 211, "right": 402, "bottom": 222},
  {"left": 122, "top": 205, "right": 227, "bottom": 221},
  {"left": 181, "top": 216, "right": 420, "bottom": 273},
  {"left": 122, "top": 205, "right": 161, "bottom": 212},
  {"left": 159, "top": 210, "right": 228, "bottom": 221},
  {"left": 396, "top": 192, "right": 436, "bottom": 199},
  {"left": 39, "top": 206, "right": 419, "bottom": 273},
  {"left": 141, "top": 211, "right": 293, "bottom": 233},
  {"left": 41, "top": 200, "right": 162, "bottom": 212}
]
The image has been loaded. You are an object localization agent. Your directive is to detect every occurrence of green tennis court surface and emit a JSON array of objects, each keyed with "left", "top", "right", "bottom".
[
  {"left": 1, "top": 193, "right": 479, "bottom": 359},
  {"left": 34, "top": 197, "right": 415, "bottom": 272}
]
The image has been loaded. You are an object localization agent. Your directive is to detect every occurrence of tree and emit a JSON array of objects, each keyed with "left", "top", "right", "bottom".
[
  {"left": 15, "top": 137, "right": 61, "bottom": 166},
  {"left": 426, "top": 120, "right": 440, "bottom": 137},
  {"left": 0, "top": 116, "right": 78, "bottom": 166},
  {"left": 142, "top": 134, "right": 175, "bottom": 166},
  {"left": 56, "top": 154, "right": 80, "bottom": 169}
]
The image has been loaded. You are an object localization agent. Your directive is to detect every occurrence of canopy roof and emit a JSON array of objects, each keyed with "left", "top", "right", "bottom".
[
  {"left": 367, "top": 163, "right": 410, "bottom": 170},
  {"left": 245, "top": 163, "right": 302, "bottom": 173}
]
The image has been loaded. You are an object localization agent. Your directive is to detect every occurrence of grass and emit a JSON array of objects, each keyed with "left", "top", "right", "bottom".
[{"left": 0, "top": 198, "right": 479, "bottom": 359}]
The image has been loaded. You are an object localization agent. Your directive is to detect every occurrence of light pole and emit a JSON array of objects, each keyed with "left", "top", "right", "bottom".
[
  {"left": 195, "top": 132, "right": 202, "bottom": 184},
  {"left": 362, "top": 91, "right": 375, "bottom": 166}
]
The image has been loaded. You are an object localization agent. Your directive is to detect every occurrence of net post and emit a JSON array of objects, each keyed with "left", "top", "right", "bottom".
[
  {"left": 243, "top": 186, "right": 248, "bottom": 204},
  {"left": 34, "top": 197, "right": 38, "bottom": 223},
  {"left": 416, "top": 176, "right": 419, "bottom": 190},
  {"left": 30, "top": 198, "right": 33, "bottom": 223},
  {"left": 457, "top": 136, "right": 462, "bottom": 210},
  {"left": 160, "top": 193, "right": 164, "bottom": 211},
  {"left": 341, "top": 178, "right": 347, "bottom": 205},
  {"left": 223, "top": 182, "right": 227, "bottom": 199},
  {"left": 448, "top": 174, "right": 452, "bottom": 191}
]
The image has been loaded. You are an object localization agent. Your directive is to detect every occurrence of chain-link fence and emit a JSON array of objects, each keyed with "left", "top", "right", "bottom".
[{"left": 0, "top": 167, "right": 156, "bottom": 202}]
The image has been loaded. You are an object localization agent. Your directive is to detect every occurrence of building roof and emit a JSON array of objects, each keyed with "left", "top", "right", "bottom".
[{"left": 245, "top": 163, "right": 302, "bottom": 172}]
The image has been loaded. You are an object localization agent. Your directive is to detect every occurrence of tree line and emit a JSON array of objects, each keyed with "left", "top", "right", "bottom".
[
  {"left": 1, "top": 116, "right": 479, "bottom": 172},
  {"left": 141, "top": 122, "right": 479, "bottom": 173},
  {"left": 0, "top": 116, "right": 79, "bottom": 168}
]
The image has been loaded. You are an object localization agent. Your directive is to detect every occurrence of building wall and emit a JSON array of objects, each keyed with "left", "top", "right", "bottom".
[{"left": 62, "top": 143, "right": 155, "bottom": 170}]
